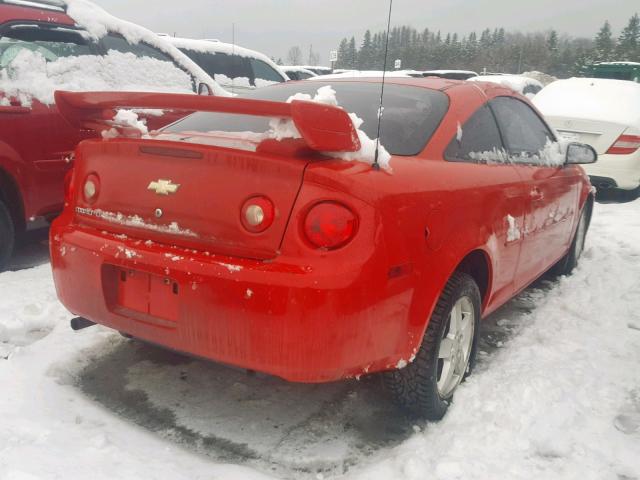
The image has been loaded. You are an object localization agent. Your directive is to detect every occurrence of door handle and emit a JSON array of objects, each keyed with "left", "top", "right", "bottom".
[
  {"left": 0, "top": 105, "right": 31, "bottom": 114},
  {"left": 530, "top": 187, "right": 545, "bottom": 202}
]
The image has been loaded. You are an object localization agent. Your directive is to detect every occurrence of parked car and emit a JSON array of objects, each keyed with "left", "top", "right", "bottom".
[
  {"left": 0, "top": 0, "right": 222, "bottom": 269},
  {"left": 297, "top": 65, "right": 332, "bottom": 76},
  {"left": 534, "top": 77, "right": 640, "bottom": 202},
  {"left": 422, "top": 70, "right": 479, "bottom": 80},
  {"left": 581, "top": 61, "right": 640, "bottom": 83},
  {"left": 469, "top": 75, "right": 544, "bottom": 98},
  {"left": 51, "top": 77, "right": 596, "bottom": 420},
  {"left": 281, "top": 65, "right": 317, "bottom": 81},
  {"left": 166, "top": 37, "right": 289, "bottom": 92},
  {"left": 309, "top": 70, "right": 412, "bottom": 80}
]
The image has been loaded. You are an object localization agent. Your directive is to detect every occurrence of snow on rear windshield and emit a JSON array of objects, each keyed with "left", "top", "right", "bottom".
[{"left": 167, "top": 82, "right": 450, "bottom": 156}]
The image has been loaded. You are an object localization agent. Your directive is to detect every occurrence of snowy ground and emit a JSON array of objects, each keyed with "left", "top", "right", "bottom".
[{"left": 1, "top": 201, "right": 639, "bottom": 480}]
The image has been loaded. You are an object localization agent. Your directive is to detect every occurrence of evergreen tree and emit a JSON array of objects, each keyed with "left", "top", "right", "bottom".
[
  {"left": 594, "top": 20, "right": 615, "bottom": 61},
  {"left": 347, "top": 37, "right": 357, "bottom": 68},
  {"left": 617, "top": 13, "right": 640, "bottom": 60},
  {"left": 336, "top": 38, "right": 349, "bottom": 69},
  {"left": 358, "top": 30, "right": 374, "bottom": 69}
]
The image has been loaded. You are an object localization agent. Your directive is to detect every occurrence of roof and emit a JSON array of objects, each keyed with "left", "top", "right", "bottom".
[
  {"left": 166, "top": 37, "right": 287, "bottom": 81},
  {"left": 533, "top": 77, "right": 640, "bottom": 127}
]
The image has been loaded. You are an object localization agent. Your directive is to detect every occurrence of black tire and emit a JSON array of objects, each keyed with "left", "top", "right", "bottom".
[
  {"left": 0, "top": 199, "right": 15, "bottom": 272},
  {"left": 552, "top": 200, "right": 591, "bottom": 276},
  {"left": 384, "top": 272, "right": 481, "bottom": 420}
]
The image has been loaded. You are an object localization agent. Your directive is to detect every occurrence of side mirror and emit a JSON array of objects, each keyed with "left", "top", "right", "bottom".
[
  {"left": 566, "top": 142, "right": 597, "bottom": 165},
  {"left": 198, "top": 83, "right": 214, "bottom": 96}
]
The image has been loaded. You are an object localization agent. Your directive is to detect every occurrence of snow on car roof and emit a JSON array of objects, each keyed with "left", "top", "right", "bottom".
[
  {"left": 468, "top": 75, "right": 543, "bottom": 94},
  {"left": 533, "top": 77, "right": 640, "bottom": 128},
  {"left": 281, "top": 65, "right": 317, "bottom": 75},
  {"left": 61, "top": 0, "right": 228, "bottom": 96},
  {"left": 309, "top": 70, "right": 411, "bottom": 80},
  {"left": 166, "top": 36, "right": 287, "bottom": 81}
]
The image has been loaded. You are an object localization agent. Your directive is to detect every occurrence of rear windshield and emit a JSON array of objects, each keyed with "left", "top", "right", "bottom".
[{"left": 168, "top": 82, "right": 450, "bottom": 156}]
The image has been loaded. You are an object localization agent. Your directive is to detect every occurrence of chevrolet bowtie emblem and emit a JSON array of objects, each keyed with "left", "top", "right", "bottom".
[{"left": 148, "top": 179, "right": 180, "bottom": 196}]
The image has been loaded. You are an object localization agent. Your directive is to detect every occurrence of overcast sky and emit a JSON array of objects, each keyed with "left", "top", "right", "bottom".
[{"left": 96, "top": 0, "right": 638, "bottom": 64}]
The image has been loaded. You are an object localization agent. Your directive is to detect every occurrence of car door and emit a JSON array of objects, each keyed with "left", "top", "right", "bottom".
[
  {"left": 490, "top": 96, "right": 580, "bottom": 288},
  {"left": 444, "top": 103, "right": 527, "bottom": 309}
]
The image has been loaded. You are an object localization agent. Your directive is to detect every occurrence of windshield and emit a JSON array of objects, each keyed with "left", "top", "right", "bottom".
[{"left": 168, "top": 82, "right": 449, "bottom": 156}]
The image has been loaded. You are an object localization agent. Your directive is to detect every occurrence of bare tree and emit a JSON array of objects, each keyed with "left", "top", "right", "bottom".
[
  {"left": 286, "top": 46, "right": 303, "bottom": 65},
  {"left": 308, "top": 45, "right": 320, "bottom": 66}
]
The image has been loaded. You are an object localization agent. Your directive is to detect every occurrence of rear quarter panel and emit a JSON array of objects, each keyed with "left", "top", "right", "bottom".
[{"left": 301, "top": 83, "right": 529, "bottom": 367}]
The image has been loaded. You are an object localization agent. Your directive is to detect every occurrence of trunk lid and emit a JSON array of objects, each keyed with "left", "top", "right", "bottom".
[
  {"left": 545, "top": 116, "right": 628, "bottom": 155},
  {"left": 73, "top": 136, "right": 310, "bottom": 260}
]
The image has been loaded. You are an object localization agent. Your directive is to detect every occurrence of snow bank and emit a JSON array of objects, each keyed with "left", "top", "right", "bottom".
[
  {"left": 533, "top": 78, "right": 640, "bottom": 128},
  {"left": 268, "top": 85, "right": 392, "bottom": 170}
]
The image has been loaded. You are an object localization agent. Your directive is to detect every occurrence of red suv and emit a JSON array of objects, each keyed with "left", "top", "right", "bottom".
[{"left": 0, "top": 0, "right": 219, "bottom": 269}]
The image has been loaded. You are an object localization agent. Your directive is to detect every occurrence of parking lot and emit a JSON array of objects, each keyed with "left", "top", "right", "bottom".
[{"left": 1, "top": 200, "right": 638, "bottom": 480}]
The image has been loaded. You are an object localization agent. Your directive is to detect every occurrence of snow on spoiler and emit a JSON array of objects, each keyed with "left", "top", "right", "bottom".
[{"left": 54, "top": 90, "right": 361, "bottom": 152}]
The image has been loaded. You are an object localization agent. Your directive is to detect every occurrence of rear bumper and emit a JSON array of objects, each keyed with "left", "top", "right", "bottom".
[
  {"left": 50, "top": 222, "right": 414, "bottom": 383},
  {"left": 583, "top": 153, "right": 640, "bottom": 191}
]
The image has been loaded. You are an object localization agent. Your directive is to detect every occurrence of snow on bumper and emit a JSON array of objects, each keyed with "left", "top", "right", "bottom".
[{"left": 50, "top": 224, "right": 411, "bottom": 383}]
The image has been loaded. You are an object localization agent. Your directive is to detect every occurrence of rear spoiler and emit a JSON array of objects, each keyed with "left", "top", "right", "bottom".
[{"left": 54, "top": 91, "right": 361, "bottom": 153}]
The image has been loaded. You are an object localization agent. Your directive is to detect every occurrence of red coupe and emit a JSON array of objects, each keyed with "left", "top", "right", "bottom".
[{"left": 50, "top": 78, "right": 596, "bottom": 420}]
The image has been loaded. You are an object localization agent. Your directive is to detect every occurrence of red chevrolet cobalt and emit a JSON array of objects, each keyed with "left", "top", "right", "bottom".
[{"left": 50, "top": 78, "right": 596, "bottom": 420}]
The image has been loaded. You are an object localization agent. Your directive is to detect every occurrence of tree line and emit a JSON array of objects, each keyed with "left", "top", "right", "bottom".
[{"left": 325, "top": 13, "right": 640, "bottom": 78}]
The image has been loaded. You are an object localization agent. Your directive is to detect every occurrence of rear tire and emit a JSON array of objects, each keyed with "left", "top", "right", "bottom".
[
  {"left": 0, "top": 199, "right": 15, "bottom": 272},
  {"left": 384, "top": 272, "right": 481, "bottom": 421},
  {"left": 552, "top": 201, "right": 591, "bottom": 276}
]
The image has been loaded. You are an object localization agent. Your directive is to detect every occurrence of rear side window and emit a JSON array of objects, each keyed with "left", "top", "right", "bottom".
[
  {"left": 445, "top": 105, "right": 504, "bottom": 161},
  {"left": 249, "top": 58, "right": 284, "bottom": 84},
  {"left": 168, "top": 82, "right": 449, "bottom": 156},
  {"left": 490, "top": 96, "right": 554, "bottom": 159},
  {"left": 100, "top": 35, "right": 174, "bottom": 63},
  {"left": 180, "top": 49, "right": 253, "bottom": 84}
]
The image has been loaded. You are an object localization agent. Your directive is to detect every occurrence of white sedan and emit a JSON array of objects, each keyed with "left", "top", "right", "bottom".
[{"left": 534, "top": 78, "right": 640, "bottom": 203}]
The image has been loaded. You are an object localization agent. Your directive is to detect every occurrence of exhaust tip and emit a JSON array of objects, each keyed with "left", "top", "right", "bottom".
[{"left": 70, "top": 317, "right": 96, "bottom": 331}]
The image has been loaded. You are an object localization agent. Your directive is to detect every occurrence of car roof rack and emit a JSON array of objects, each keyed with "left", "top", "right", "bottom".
[{"left": 0, "top": 0, "right": 67, "bottom": 13}]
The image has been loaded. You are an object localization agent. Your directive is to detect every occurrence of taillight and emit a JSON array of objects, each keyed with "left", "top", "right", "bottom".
[
  {"left": 83, "top": 173, "right": 100, "bottom": 203},
  {"left": 63, "top": 169, "right": 75, "bottom": 204},
  {"left": 606, "top": 134, "right": 640, "bottom": 155},
  {"left": 241, "top": 196, "right": 275, "bottom": 233},
  {"left": 303, "top": 201, "right": 358, "bottom": 250}
]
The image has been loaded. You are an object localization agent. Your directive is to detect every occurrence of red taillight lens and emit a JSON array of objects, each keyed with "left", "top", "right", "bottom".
[
  {"left": 303, "top": 201, "right": 358, "bottom": 250},
  {"left": 606, "top": 134, "right": 640, "bottom": 155},
  {"left": 241, "top": 196, "right": 275, "bottom": 233},
  {"left": 63, "top": 169, "right": 75, "bottom": 204}
]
